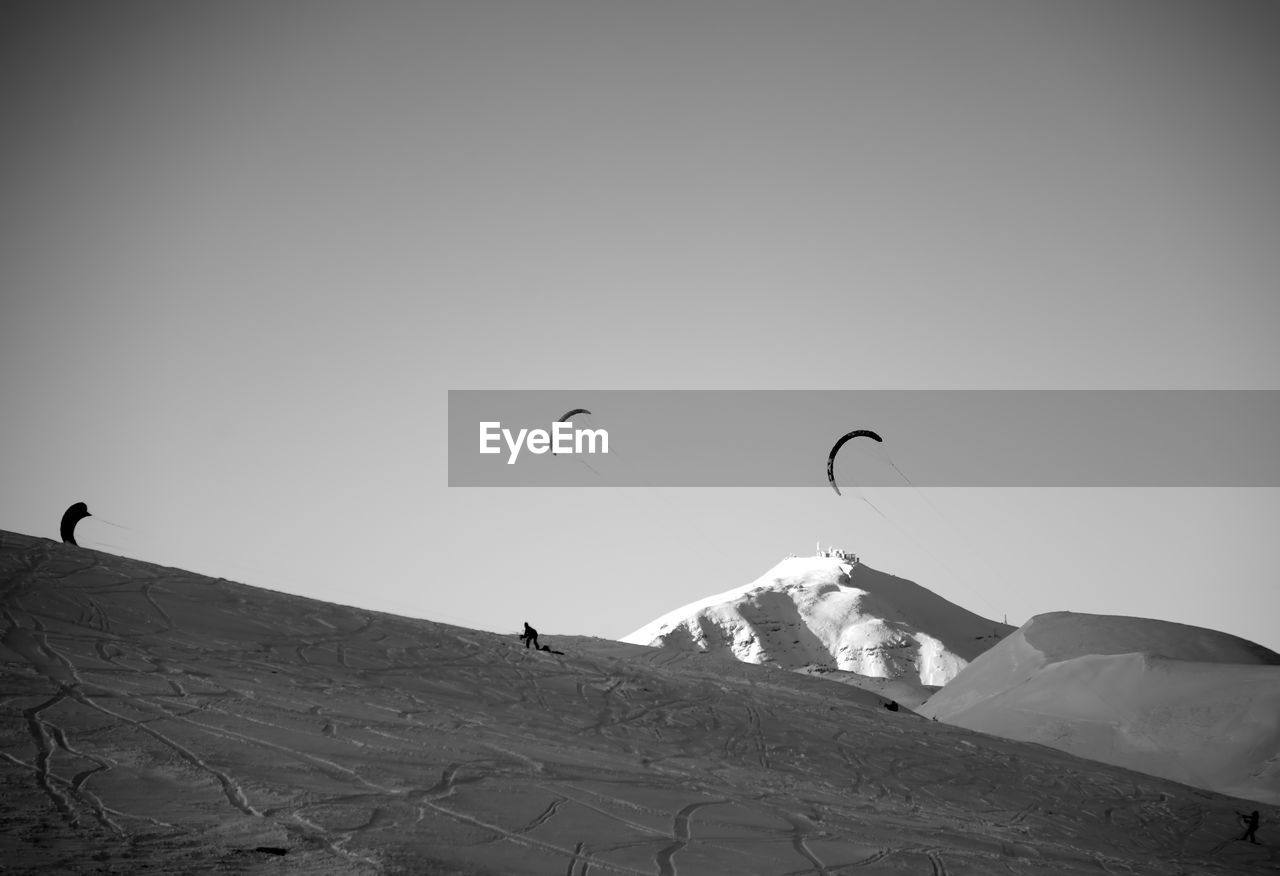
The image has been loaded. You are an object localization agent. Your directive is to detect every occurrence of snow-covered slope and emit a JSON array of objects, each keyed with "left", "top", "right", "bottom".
[
  {"left": 2, "top": 532, "right": 1276, "bottom": 874},
  {"left": 919, "top": 611, "right": 1280, "bottom": 804},
  {"left": 623, "top": 555, "right": 1014, "bottom": 693}
]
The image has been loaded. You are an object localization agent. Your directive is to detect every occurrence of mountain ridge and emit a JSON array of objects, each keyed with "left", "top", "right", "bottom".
[{"left": 920, "top": 611, "right": 1280, "bottom": 804}]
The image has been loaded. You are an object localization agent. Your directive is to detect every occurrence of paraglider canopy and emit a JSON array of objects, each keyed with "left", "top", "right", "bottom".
[
  {"left": 826, "top": 429, "right": 884, "bottom": 495},
  {"left": 60, "top": 502, "right": 91, "bottom": 545}
]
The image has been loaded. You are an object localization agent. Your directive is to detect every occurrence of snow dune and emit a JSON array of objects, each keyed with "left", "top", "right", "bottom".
[
  {"left": 1, "top": 531, "right": 1275, "bottom": 874},
  {"left": 920, "top": 611, "right": 1280, "bottom": 806}
]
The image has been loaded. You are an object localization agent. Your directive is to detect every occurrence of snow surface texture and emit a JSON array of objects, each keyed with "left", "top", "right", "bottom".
[
  {"left": 1, "top": 531, "right": 1275, "bottom": 875},
  {"left": 623, "top": 557, "right": 1014, "bottom": 705},
  {"left": 920, "top": 611, "right": 1280, "bottom": 806}
]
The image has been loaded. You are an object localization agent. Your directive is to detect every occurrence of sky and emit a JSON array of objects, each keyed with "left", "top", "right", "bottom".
[{"left": 2, "top": 1, "right": 1278, "bottom": 651}]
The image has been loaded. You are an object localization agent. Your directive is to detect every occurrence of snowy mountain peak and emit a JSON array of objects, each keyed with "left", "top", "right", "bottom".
[{"left": 624, "top": 552, "right": 1013, "bottom": 689}]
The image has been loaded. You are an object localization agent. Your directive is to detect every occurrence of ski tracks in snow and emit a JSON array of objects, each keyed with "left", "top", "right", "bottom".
[
  {"left": 653, "top": 800, "right": 723, "bottom": 876},
  {"left": 2, "top": 534, "right": 1271, "bottom": 875}
]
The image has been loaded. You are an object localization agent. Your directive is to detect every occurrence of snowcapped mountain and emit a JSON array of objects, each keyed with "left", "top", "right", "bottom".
[
  {"left": 622, "top": 553, "right": 1014, "bottom": 697},
  {"left": 919, "top": 611, "right": 1280, "bottom": 804}
]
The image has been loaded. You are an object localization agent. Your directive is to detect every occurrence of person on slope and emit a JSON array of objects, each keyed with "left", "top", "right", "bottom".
[
  {"left": 520, "top": 622, "right": 540, "bottom": 650},
  {"left": 1237, "top": 810, "right": 1261, "bottom": 844}
]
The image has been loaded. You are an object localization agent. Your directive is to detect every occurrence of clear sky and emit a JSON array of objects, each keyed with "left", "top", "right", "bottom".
[{"left": 3, "top": 1, "right": 1278, "bottom": 651}]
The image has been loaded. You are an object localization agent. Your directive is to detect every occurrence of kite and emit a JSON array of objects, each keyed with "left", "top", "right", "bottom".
[
  {"left": 554, "top": 409, "right": 592, "bottom": 455},
  {"left": 826, "top": 430, "right": 883, "bottom": 495},
  {"left": 60, "top": 502, "right": 91, "bottom": 545}
]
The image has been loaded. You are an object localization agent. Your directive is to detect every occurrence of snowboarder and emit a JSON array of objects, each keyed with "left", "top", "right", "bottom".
[
  {"left": 539, "top": 644, "right": 565, "bottom": 656},
  {"left": 520, "top": 622, "right": 539, "bottom": 650},
  {"left": 1237, "top": 810, "right": 1260, "bottom": 844}
]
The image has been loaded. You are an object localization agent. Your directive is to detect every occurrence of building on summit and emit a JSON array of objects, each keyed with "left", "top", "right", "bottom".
[{"left": 815, "top": 542, "right": 858, "bottom": 564}]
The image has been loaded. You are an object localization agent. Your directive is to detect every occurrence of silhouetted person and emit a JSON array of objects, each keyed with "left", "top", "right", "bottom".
[
  {"left": 521, "top": 622, "right": 539, "bottom": 650},
  {"left": 1237, "top": 810, "right": 1260, "bottom": 844},
  {"left": 539, "top": 644, "right": 564, "bottom": 655},
  {"left": 883, "top": 700, "right": 899, "bottom": 712},
  {"left": 60, "top": 502, "right": 91, "bottom": 546}
]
